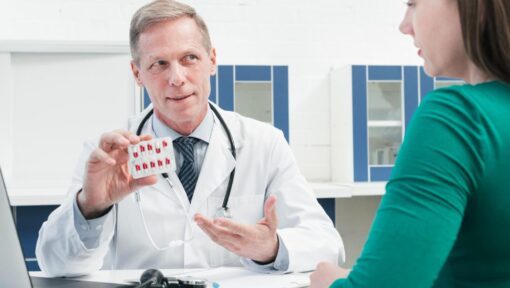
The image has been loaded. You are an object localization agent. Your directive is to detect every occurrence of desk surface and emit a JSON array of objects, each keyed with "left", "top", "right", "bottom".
[{"left": 31, "top": 267, "right": 311, "bottom": 288}]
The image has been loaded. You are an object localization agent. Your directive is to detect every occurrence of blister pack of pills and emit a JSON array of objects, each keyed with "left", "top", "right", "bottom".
[{"left": 128, "top": 137, "right": 176, "bottom": 179}]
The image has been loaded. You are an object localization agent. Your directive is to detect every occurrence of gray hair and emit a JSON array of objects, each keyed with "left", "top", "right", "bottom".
[{"left": 129, "top": 0, "right": 212, "bottom": 65}]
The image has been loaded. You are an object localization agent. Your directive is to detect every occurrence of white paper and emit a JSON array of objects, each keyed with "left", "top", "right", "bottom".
[{"left": 166, "top": 267, "right": 310, "bottom": 288}]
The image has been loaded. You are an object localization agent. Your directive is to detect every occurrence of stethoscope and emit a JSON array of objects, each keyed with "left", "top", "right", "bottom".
[{"left": 134, "top": 102, "right": 236, "bottom": 250}]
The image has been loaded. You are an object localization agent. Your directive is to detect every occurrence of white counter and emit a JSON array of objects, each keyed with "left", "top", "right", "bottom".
[{"left": 7, "top": 182, "right": 386, "bottom": 206}]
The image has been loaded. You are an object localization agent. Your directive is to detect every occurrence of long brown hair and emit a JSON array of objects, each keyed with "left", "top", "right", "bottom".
[{"left": 458, "top": 0, "right": 510, "bottom": 84}]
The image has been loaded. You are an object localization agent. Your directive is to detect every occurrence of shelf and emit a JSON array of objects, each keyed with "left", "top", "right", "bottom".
[
  {"left": 348, "top": 182, "right": 386, "bottom": 196},
  {"left": 367, "top": 80, "right": 402, "bottom": 83},
  {"left": 367, "top": 121, "right": 402, "bottom": 127},
  {"left": 8, "top": 187, "right": 68, "bottom": 206},
  {"left": 0, "top": 40, "right": 129, "bottom": 53},
  {"left": 310, "top": 182, "right": 386, "bottom": 198},
  {"left": 309, "top": 182, "right": 352, "bottom": 198}
]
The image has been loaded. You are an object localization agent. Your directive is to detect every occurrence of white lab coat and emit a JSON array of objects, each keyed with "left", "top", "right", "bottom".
[{"left": 36, "top": 104, "right": 344, "bottom": 277}]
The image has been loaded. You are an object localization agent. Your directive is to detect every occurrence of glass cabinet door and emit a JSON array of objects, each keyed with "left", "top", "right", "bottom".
[
  {"left": 368, "top": 127, "right": 401, "bottom": 165},
  {"left": 234, "top": 82, "right": 273, "bottom": 125},
  {"left": 367, "top": 82, "right": 402, "bottom": 121},
  {"left": 366, "top": 82, "right": 402, "bottom": 166}
]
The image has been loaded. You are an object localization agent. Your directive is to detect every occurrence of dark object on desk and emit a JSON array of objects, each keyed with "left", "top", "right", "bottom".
[
  {"left": 177, "top": 277, "right": 207, "bottom": 288},
  {"left": 30, "top": 276, "right": 134, "bottom": 287},
  {"left": 138, "top": 269, "right": 206, "bottom": 288},
  {"left": 138, "top": 269, "right": 168, "bottom": 288}
]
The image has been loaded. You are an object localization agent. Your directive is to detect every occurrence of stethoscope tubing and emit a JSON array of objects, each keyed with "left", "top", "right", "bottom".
[
  {"left": 133, "top": 102, "right": 236, "bottom": 250},
  {"left": 135, "top": 102, "right": 236, "bottom": 211}
]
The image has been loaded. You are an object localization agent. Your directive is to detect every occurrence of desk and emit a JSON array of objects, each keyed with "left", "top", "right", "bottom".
[{"left": 31, "top": 267, "right": 311, "bottom": 288}]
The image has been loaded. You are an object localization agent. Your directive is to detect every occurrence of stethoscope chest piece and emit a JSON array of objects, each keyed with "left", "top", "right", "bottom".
[{"left": 214, "top": 207, "right": 232, "bottom": 219}]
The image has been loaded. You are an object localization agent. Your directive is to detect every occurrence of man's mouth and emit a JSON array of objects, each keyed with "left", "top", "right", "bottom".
[{"left": 167, "top": 93, "right": 194, "bottom": 101}]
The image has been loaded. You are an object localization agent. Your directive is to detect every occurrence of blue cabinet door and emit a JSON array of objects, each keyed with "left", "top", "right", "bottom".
[
  {"left": 352, "top": 65, "right": 462, "bottom": 182},
  {"left": 214, "top": 65, "right": 289, "bottom": 142},
  {"left": 143, "top": 65, "right": 289, "bottom": 142},
  {"left": 15, "top": 205, "right": 59, "bottom": 271},
  {"left": 352, "top": 65, "right": 419, "bottom": 182}
]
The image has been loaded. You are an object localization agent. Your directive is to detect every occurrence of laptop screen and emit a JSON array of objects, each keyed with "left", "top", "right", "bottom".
[{"left": 0, "top": 167, "right": 33, "bottom": 287}]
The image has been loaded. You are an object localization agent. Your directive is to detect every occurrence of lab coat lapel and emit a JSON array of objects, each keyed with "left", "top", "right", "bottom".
[{"left": 189, "top": 119, "right": 235, "bottom": 215}]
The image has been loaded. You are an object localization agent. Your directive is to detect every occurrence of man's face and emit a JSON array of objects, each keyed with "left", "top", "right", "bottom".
[{"left": 131, "top": 17, "right": 216, "bottom": 134}]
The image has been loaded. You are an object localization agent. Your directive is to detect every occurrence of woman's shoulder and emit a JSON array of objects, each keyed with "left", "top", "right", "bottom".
[
  {"left": 426, "top": 81, "right": 509, "bottom": 102},
  {"left": 420, "top": 81, "right": 510, "bottom": 115}
]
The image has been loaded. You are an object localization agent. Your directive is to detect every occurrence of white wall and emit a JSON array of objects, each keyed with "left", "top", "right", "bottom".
[
  {"left": 0, "top": 0, "right": 422, "bottom": 181},
  {"left": 3, "top": 52, "right": 135, "bottom": 189}
]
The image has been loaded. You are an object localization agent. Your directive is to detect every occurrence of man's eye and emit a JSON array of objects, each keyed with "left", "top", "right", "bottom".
[
  {"left": 155, "top": 60, "right": 168, "bottom": 67},
  {"left": 404, "top": 1, "right": 415, "bottom": 7},
  {"left": 183, "top": 55, "right": 199, "bottom": 63},
  {"left": 148, "top": 60, "right": 168, "bottom": 73}
]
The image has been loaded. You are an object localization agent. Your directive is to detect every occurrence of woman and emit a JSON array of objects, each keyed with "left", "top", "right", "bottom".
[{"left": 311, "top": 0, "right": 510, "bottom": 287}]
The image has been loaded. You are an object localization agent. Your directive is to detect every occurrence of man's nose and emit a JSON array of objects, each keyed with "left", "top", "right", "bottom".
[{"left": 168, "top": 64, "right": 185, "bottom": 87}]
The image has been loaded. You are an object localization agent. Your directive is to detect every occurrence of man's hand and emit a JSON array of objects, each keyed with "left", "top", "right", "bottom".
[
  {"left": 194, "top": 195, "right": 279, "bottom": 263},
  {"left": 77, "top": 130, "right": 158, "bottom": 219},
  {"left": 309, "top": 262, "right": 350, "bottom": 288}
]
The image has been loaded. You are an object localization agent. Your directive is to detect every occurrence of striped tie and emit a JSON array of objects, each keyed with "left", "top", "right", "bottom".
[{"left": 173, "top": 137, "right": 200, "bottom": 202}]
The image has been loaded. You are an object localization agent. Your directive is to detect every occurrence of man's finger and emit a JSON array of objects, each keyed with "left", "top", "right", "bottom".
[
  {"left": 263, "top": 195, "right": 278, "bottom": 230},
  {"left": 195, "top": 215, "right": 222, "bottom": 241},
  {"left": 100, "top": 132, "right": 131, "bottom": 152},
  {"left": 139, "top": 134, "right": 153, "bottom": 142},
  {"left": 214, "top": 218, "right": 252, "bottom": 236},
  {"left": 198, "top": 222, "right": 219, "bottom": 241},
  {"left": 130, "top": 175, "right": 158, "bottom": 190},
  {"left": 197, "top": 224, "right": 243, "bottom": 254},
  {"left": 195, "top": 214, "right": 241, "bottom": 241},
  {"left": 89, "top": 148, "right": 116, "bottom": 166},
  {"left": 112, "top": 131, "right": 154, "bottom": 145}
]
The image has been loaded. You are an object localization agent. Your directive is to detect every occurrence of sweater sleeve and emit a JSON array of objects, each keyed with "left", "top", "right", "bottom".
[{"left": 332, "top": 87, "right": 486, "bottom": 288}]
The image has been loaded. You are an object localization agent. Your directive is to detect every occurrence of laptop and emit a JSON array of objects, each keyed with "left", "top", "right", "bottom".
[{"left": 0, "top": 167, "right": 132, "bottom": 287}]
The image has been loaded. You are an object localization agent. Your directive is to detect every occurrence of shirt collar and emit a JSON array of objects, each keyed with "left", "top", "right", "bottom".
[{"left": 151, "top": 107, "right": 214, "bottom": 144}]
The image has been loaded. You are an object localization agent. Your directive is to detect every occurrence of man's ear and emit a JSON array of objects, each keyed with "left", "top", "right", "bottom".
[
  {"left": 131, "top": 61, "right": 143, "bottom": 86},
  {"left": 209, "top": 47, "right": 217, "bottom": 76}
]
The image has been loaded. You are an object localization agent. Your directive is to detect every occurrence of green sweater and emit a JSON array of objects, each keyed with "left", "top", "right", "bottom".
[{"left": 332, "top": 81, "right": 510, "bottom": 288}]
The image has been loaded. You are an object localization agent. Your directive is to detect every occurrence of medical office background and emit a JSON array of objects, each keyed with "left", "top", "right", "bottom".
[{"left": 0, "top": 0, "right": 435, "bottom": 270}]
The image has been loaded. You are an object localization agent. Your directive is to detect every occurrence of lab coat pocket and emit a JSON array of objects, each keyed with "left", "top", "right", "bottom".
[{"left": 207, "top": 193, "right": 265, "bottom": 267}]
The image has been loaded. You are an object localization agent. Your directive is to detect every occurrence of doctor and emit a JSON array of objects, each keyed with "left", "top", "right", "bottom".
[{"left": 36, "top": 0, "right": 343, "bottom": 277}]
